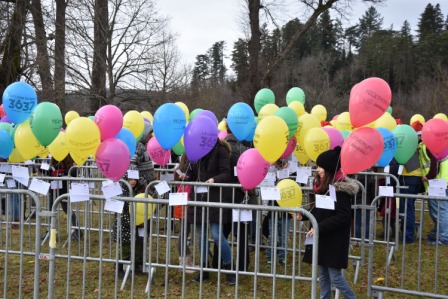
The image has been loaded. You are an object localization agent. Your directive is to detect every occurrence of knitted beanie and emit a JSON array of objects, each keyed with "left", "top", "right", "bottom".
[{"left": 316, "top": 146, "right": 342, "bottom": 174}]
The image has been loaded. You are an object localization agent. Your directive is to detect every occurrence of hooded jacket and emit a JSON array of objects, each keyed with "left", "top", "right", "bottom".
[{"left": 303, "top": 177, "right": 359, "bottom": 269}]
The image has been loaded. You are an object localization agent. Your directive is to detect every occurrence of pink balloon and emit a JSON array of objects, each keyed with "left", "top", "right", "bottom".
[
  {"left": 218, "top": 130, "right": 228, "bottom": 140},
  {"left": 237, "top": 148, "right": 270, "bottom": 189},
  {"left": 94, "top": 105, "right": 123, "bottom": 141},
  {"left": 281, "top": 136, "right": 297, "bottom": 159},
  {"left": 147, "top": 137, "right": 171, "bottom": 166},
  {"left": 349, "top": 78, "right": 392, "bottom": 128},
  {"left": 341, "top": 127, "right": 384, "bottom": 174},
  {"left": 332, "top": 114, "right": 339, "bottom": 121},
  {"left": 422, "top": 118, "right": 448, "bottom": 155},
  {"left": 0, "top": 104, "right": 5, "bottom": 118},
  {"left": 323, "top": 127, "right": 344, "bottom": 149},
  {"left": 96, "top": 138, "right": 130, "bottom": 181},
  {"left": 434, "top": 146, "right": 448, "bottom": 160}
]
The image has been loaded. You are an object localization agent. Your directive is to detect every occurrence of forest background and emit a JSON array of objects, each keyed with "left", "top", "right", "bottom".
[{"left": 0, "top": 0, "right": 447, "bottom": 123}]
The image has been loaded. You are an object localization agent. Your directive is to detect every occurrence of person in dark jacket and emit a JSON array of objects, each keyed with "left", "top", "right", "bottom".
[
  {"left": 298, "top": 146, "right": 357, "bottom": 299},
  {"left": 181, "top": 138, "right": 235, "bottom": 284}
]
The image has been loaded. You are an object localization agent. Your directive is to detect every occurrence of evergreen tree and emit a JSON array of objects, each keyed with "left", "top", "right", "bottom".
[
  {"left": 208, "top": 41, "right": 227, "bottom": 86},
  {"left": 358, "top": 6, "right": 383, "bottom": 47},
  {"left": 417, "top": 3, "right": 445, "bottom": 40},
  {"left": 231, "top": 38, "right": 249, "bottom": 86}
]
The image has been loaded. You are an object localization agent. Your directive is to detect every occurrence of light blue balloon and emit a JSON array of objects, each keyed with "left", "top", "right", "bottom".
[
  {"left": 244, "top": 117, "right": 258, "bottom": 142},
  {"left": 376, "top": 128, "right": 397, "bottom": 167},
  {"left": 0, "top": 130, "right": 14, "bottom": 159},
  {"left": 115, "top": 128, "right": 136, "bottom": 158},
  {"left": 227, "top": 102, "right": 254, "bottom": 141},
  {"left": 153, "top": 103, "right": 186, "bottom": 150},
  {"left": 2, "top": 82, "right": 38, "bottom": 124}
]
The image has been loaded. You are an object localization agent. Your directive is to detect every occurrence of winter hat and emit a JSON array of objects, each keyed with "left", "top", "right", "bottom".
[
  {"left": 411, "top": 120, "right": 423, "bottom": 136},
  {"left": 141, "top": 121, "right": 153, "bottom": 141},
  {"left": 316, "top": 146, "right": 342, "bottom": 174}
]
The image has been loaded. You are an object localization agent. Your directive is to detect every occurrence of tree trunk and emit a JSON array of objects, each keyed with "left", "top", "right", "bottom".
[
  {"left": 247, "top": 0, "right": 261, "bottom": 106},
  {"left": 54, "top": 0, "right": 67, "bottom": 112},
  {"left": 91, "top": 0, "right": 108, "bottom": 113},
  {"left": 31, "top": 0, "right": 55, "bottom": 102},
  {"left": 0, "top": 0, "right": 29, "bottom": 102}
]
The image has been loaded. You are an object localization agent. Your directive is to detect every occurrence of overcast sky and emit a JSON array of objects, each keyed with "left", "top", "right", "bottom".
[{"left": 157, "top": 1, "right": 444, "bottom": 66}]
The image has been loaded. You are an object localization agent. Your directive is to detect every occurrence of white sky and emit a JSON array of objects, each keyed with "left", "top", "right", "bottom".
[{"left": 157, "top": 0, "right": 444, "bottom": 67}]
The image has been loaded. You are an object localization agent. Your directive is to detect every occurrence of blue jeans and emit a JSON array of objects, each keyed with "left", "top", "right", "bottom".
[
  {"left": 319, "top": 266, "right": 356, "bottom": 299},
  {"left": 399, "top": 176, "right": 422, "bottom": 243},
  {"left": 427, "top": 190, "right": 448, "bottom": 244},
  {"left": 196, "top": 222, "right": 231, "bottom": 265},
  {"left": 8, "top": 194, "right": 20, "bottom": 221},
  {"left": 266, "top": 213, "right": 290, "bottom": 261}
]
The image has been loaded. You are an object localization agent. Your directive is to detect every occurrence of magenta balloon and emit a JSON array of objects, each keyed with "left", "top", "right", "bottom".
[
  {"left": 237, "top": 148, "right": 270, "bottom": 189},
  {"left": 96, "top": 138, "right": 130, "bottom": 181},
  {"left": 184, "top": 116, "right": 218, "bottom": 162},
  {"left": 323, "top": 127, "right": 344, "bottom": 149},
  {"left": 94, "top": 105, "right": 123, "bottom": 141},
  {"left": 281, "top": 136, "right": 297, "bottom": 159},
  {"left": 196, "top": 110, "right": 218, "bottom": 126},
  {"left": 433, "top": 146, "right": 448, "bottom": 160},
  {"left": 146, "top": 137, "right": 171, "bottom": 166},
  {"left": 421, "top": 118, "right": 448, "bottom": 155}
]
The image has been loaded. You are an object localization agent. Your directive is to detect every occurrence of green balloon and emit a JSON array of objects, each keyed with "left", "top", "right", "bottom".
[
  {"left": 254, "top": 88, "right": 275, "bottom": 113},
  {"left": 0, "top": 122, "right": 12, "bottom": 134},
  {"left": 29, "top": 102, "right": 63, "bottom": 146},
  {"left": 275, "top": 107, "right": 298, "bottom": 139},
  {"left": 172, "top": 139, "right": 185, "bottom": 156},
  {"left": 392, "top": 125, "right": 418, "bottom": 165},
  {"left": 189, "top": 108, "right": 203, "bottom": 121},
  {"left": 88, "top": 115, "right": 95, "bottom": 121},
  {"left": 340, "top": 130, "right": 351, "bottom": 140},
  {"left": 286, "top": 87, "right": 305, "bottom": 106},
  {"left": 386, "top": 106, "right": 393, "bottom": 114}
]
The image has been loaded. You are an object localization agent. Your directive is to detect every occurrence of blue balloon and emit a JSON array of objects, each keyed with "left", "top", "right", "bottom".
[
  {"left": 115, "top": 128, "right": 136, "bottom": 158},
  {"left": 2, "top": 82, "right": 38, "bottom": 124},
  {"left": 227, "top": 102, "right": 255, "bottom": 141},
  {"left": 376, "top": 127, "right": 397, "bottom": 167},
  {"left": 0, "top": 130, "right": 14, "bottom": 159},
  {"left": 153, "top": 103, "right": 186, "bottom": 150},
  {"left": 244, "top": 117, "right": 258, "bottom": 142}
]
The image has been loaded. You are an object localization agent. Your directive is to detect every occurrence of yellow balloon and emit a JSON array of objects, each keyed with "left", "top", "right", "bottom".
[
  {"left": 288, "top": 101, "right": 306, "bottom": 116},
  {"left": 336, "top": 112, "right": 352, "bottom": 131},
  {"left": 123, "top": 110, "right": 145, "bottom": 138},
  {"left": 65, "top": 117, "right": 100, "bottom": 165},
  {"left": 65, "top": 110, "right": 80, "bottom": 126},
  {"left": 38, "top": 147, "right": 49, "bottom": 158},
  {"left": 276, "top": 179, "right": 302, "bottom": 212},
  {"left": 295, "top": 113, "right": 320, "bottom": 147},
  {"left": 410, "top": 114, "right": 425, "bottom": 125},
  {"left": 48, "top": 131, "right": 69, "bottom": 162},
  {"left": 175, "top": 102, "right": 190, "bottom": 121},
  {"left": 303, "top": 127, "right": 331, "bottom": 162},
  {"left": 329, "top": 120, "right": 337, "bottom": 127},
  {"left": 135, "top": 193, "right": 155, "bottom": 226},
  {"left": 14, "top": 121, "right": 43, "bottom": 160},
  {"left": 375, "top": 112, "right": 397, "bottom": 131},
  {"left": 258, "top": 103, "right": 279, "bottom": 122},
  {"left": 254, "top": 115, "right": 289, "bottom": 163},
  {"left": 8, "top": 148, "right": 25, "bottom": 163},
  {"left": 218, "top": 120, "right": 227, "bottom": 131},
  {"left": 293, "top": 142, "right": 310, "bottom": 165},
  {"left": 434, "top": 113, "right": 448, "bottom": 122},
  {"left": 311, "top": 104, "right": 327, "bottom": 122},
  {"left": 140, "top": 111, "right": 154, "bottom": 124}
]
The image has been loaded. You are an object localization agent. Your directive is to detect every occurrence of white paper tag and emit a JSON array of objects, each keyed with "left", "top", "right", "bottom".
[
  {"left": 69, "top": 183, "right": 90, "bottom": 202},
  {"left": 12, "top": 165, "right": 30, "bottom": 186},
  {"left": 259, "top": 172, "right": 276, "bottom": 187},
  {"left": 29, "top": 178, "right": 51, "bottom": 195},
  {"left": 102, "top": 182, "right": 123, "bottom": 199},
  {"left": 386, "top": 176, "right": 391, "bottom": 185},
  {"left": 104, "top": 198, "right": 125, "bottom": 213},
  {"left": 315, "top": 194, "right": 335, "bottom": 210},
  {"left": 50, "top": 180, "right": 63, "bottom": 190},
  {"left": 127, "top": 169, "right": 139, "bottom": 179},
  {"left": 296, "top": 167, "right": 312, "bottom": 184},
  {"left": 0, "top": 173, "right": 5, "bottom": 183},
  {"left": 329, "top": 185, "right": 337, "bottom": 202},
  {"left": 160, "top": 173, "right": 174, "bottom": 182},
  {"left": 260, "top": 187, "right": 281, "bottom": 200},
  {"left": 0, "top": 164, "right": 12, "bottom": 173},
  {"left": 429, "top": 179, "right": 447, "bottom": 189},
  {"left": 169, "top": 192, "right": 188, "bottom": 206},
  {"left": 288, "top": 161, "right": 298, "bottom": 175},
  {"left": 40, "top": 163, "right": 50, "bottom": 171},
  {"left": 305, "top": 235, "right": 314, "bottom": 245},
  {"left": 175, "top": 169, "right": 184, "bottom": 176},
  {"left": 398, "top": 165, "right": 404, "bottom": 175},
  {"left": 88, "top": 182, "right": 95, "bottom": 189},
  {"left": 138, "top": 228, "right": 145, "bottom": 237},
  {"left": 155, "top": 181, "right": 170, "bottom": 195},
  {"left": 428, "top": 187, "right": 447, "bottom": 197},
  {"left": 195, "top": 186, "right": 208, "bottom": 193},
  {"left": 6, "top": 179, "right": 16, "bottom": 189},
  {"left": 384, "top": 165, "right": 390, "bottom": 173},
  {"left": 24, "top": 160, "right": 34, "bottom": 165},
  {"left": 379, "top": 186, "right": 394, "bottom": 197},
  {"left": 232, "top": 209, "right": 252, "bottom": 222},
  {"left": 234, "top": 166, "right": 238, "bottom": 177},
  {"left": 102, "top": 180, "right": 114, "bottom": 187},
  {"left": 277, "top": 168, "right": 290, "bottom": 180}
]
